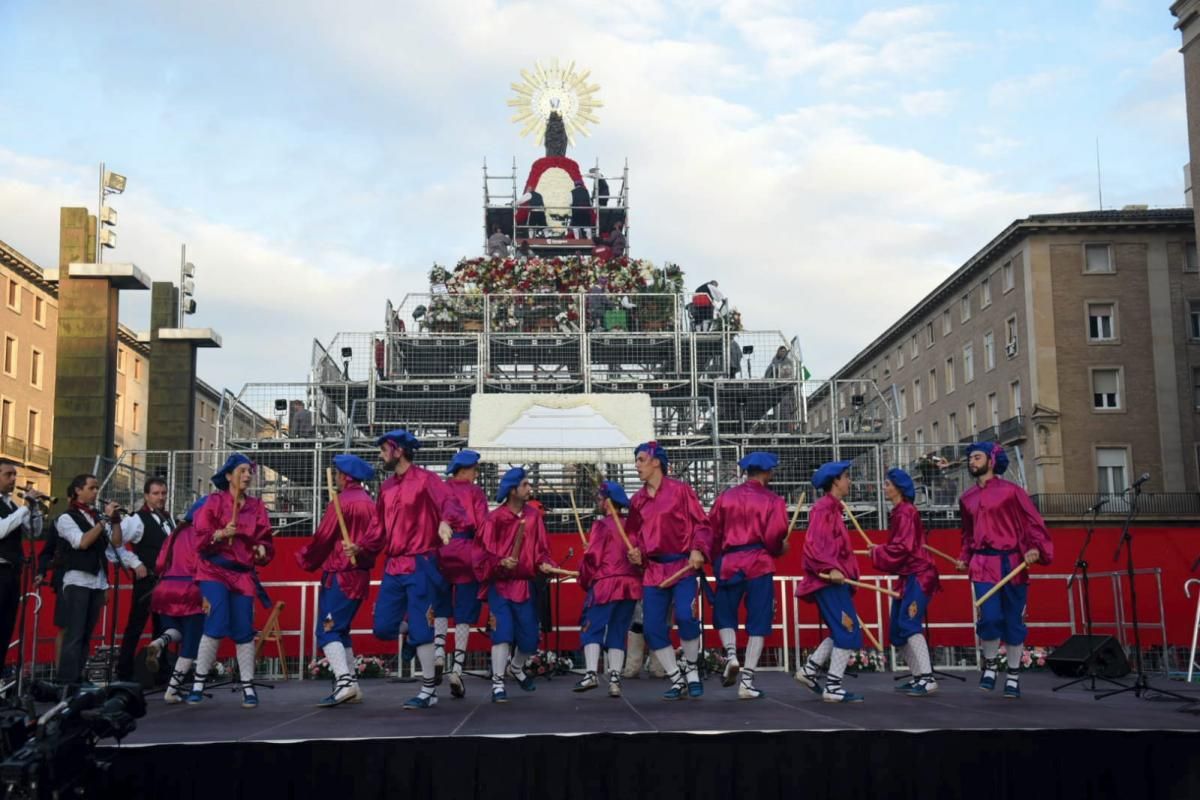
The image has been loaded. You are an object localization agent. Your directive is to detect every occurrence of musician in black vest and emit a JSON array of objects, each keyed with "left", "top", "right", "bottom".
[
  {"left": 0, "top": 459, "right": 44, "bottom": 673},
  {"left": 115, "top": 477, "right": 167, "bottom": 681},
  {"left": 55, "top": 474, "right": 124, "bottom": 685}
]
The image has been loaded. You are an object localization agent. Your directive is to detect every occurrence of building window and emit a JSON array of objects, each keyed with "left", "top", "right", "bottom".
[
  {"left": 134, "top": 357, "right": 142, "bottom": 381},
  {"left": 1091, "top": 368, "right": 1121, "bottom": 410},
  {"left": 0, "top": 399, "right": 12, "bottom": 440},
  {"left": 944, "top": 356, "right": 955, "bottom": 394},
  {"left": 1084, "top": 243, "right": 1113, "bottom": 273},
  {"left": 30, "top": 348, "right": 42, "bottom": 389},
  {"left": 983, "top": 330, "right": 996, "bottom": 371},
  {"left": 33, "top": 296, "right": 45, "bottom": 326},
  {"left": 963, "top": 343, "right": 975, "bottom": 383},
  {"left": 1193, "top": 368, "right": 1200, "bottom": 410},
  {"left": 1190, "top": 300, "right": 1200, "bottom": 340},
  {"left": 924, "top": 322, "right": 934, "bottom": 348},
  {"left": 942, "top": 309, "right": 952, "bottom": 336},
  {"left": 1186, "top": 243, "right": 1199, "bottom": 273},
  {"left": 132, "top": 402, "right": 140, "bottom": 433},
  {"left": 26, "top": 409, "right": 39, "bottom": 446},
  {"left": 1005, "top": 315, "right": 1019, "bottom": 357},
  {"left": 988, "top": 393, "right": 999, "bottom": 429},
  {"left": 981, "top": 276, "right": 992, "bottom": 308},
  {"left": 5, "top": 280, "right": 19, "bottom": 312},
  {"left": 896, "top": 345, "right": 904, "bottom": 369},
  {"left": 115, "top": 393, "right": 123, "bottom": 426},
  {"left": 899, "top": 388, "right": 907, "bottom": 419},
  {"left": 1088, "top": 302, "right": 1116, "bottom": 341},
  {"left": 960, "top": 293, "right": 971, "bottom": 322},
  {"left": 1010, "top": 380, "right": 1022, "bottom": 417},
  {"left": 884, "top": 355, "right": 891, "bottom": 377},
  {"left": 948, "top": 412, "right": 959, "bottom": 440},
  {"left": 913, "top": 378, "right": 922, "bottom": 412},
  {"left": 928, "top": 368, "right": 937, "bottom": 403},
  {"left": 1002, "top": 260, "right": 1014, "bottom": 292},
  {"left": 3, "top": 336, "right": 15, "bottom": 377},
  {"left": 910, "top": 335, "right": 919, "bottom": 358},
  {"left": 967, "top": 402, "right": 977, "bottom": 435},
  {"left": 915, "top": 428, "right": 924, "bottom": 447},
  {"left": 932, "top": 420, "right": 940, "bottom": 441},
  {"left": 1096, "top": 447, "right": 1128, "bottom": 495},
  {"left": 117, "top": 349, "right": 125, "bottom": 374}
]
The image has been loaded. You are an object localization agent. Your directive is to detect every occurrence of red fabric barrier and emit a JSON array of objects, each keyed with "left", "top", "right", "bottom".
[{"left": 18, "top": 527, "right": 1200, "bottom": 663}]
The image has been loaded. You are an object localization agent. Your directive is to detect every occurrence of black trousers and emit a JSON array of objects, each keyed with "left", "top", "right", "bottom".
[
  {"left": 0, "top": 564, "right": 21, "bottom": 668},
  {"left": 117, "top": 576, "right": 160, "bottom": 680},
  {"left": 58, "top": 585, "right": 105, "bottom": 684}
]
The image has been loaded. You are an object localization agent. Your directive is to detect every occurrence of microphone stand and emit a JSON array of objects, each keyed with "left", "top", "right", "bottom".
[
  {"left": 98, "top": 510, "right": 132, "bottom": 687},
  {"left": 1053, "top": 498, "right": 1127, "bottom": 692},
  {"left": 5, "top": 499, "right": 48, "bottom": 712},
  {"left": 1094, "top": 482, "right": 1190, "bottom": 702}
]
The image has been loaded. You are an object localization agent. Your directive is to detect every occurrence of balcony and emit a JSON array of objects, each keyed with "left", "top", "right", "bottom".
[
  {"left": 1030, "top": 493, "right": 1200, "bottom": 519},
  {"left": 26, "top": 443, "right": 50, "bottom": 467},
  {"left": 997, "top": 414, "right": 1026, "bottom": 443},
  {"left": 0, "top": 436, "right": 23, "bottom": 460}
]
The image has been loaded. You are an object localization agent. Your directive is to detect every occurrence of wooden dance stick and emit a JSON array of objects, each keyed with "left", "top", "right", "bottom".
[
  {"left": 973, "top": 561, "right": 1028, "bottom": 608},
  {"left": 567, "top": 492, "right": 588, "bottom": 549},
  {"left": 818, "top": 573, "right": 902, "bottom": 599},
  {"left": 787, "top": 492, "right": 806, "bottom": 532},
  {"left": 923, "top": 543, "right": 959, "bottom": 565},
  {"left": 858, "top": 617, "right": 882, "bottom": 651},
  {"left": 840, "top": 500, "right": 875, "bottom": 549},
  {"left": 509, "top": 520, "right": 526, "bottom": 562},
  {"left": 605, "top": 498, "right": 635, "bottom": 553},
  {"left": 657, "top": 564, "right": 696, "bottom": 590},
  {"left": 853, "top": 550, "right": 870, "bottom": 556},
  {"left": 325, "top": 467, "right": 357, "bottom": 566},
  {"left": 543, "top": 566, "right": 579, "bottom": 578}
]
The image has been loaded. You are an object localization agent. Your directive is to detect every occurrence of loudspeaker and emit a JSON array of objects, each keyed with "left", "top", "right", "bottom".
[{"left": 1045, "top": 635, "right": 1130, "bottom": 678}]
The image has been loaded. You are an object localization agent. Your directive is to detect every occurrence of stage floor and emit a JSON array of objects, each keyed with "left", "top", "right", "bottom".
[{"left": 118, "top": 670, "right": 1200, "bottom": 745}]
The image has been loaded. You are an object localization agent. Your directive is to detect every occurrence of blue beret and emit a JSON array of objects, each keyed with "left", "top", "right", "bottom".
[
  {"left": 599, "top": 480, "right": 630, "bottom": 509},
  {"left": 496, "top": 467, "right": 527, "bottom": 503},
  {"left": 183, "top": 495, "right": 210, "bottom": 524},
  {"left": 211, "top": 453, "right": 252, "bottom": 491},
  {"left": 738, "top": 451, "right": 779, "bottom": 472},
  {"left": 812, "top": 460, "right": 853, "bottom": 491},
  {"left": 966, "top": 441, "right": 1009, "bottom": 476},
  {"left": 376, "top": 429, "right": 420, "bottom": 451},
  {"left": 634, "top": 441, "right": 669, "bottom": 470},
  {"left": 446, "top": 449, "right": 481, "bottom": 475},
  {"left": 885, "top": 468, "right": 916, "bottom": 501},
  {"left": 333, "top": 454, "right": 375, "bottom": 482}
]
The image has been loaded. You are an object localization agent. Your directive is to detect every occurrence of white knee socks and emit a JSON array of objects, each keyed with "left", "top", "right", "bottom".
[
  {"left": 744, "top": 635, "right": 763, "bottom": 673},
  {"left": 236, "top": 641, "right": 256, "bottom": 693},
  {"left": 416, "top": 643, "right": 437, "bottom": 697},
  {"left": 324, "top": 641, "right": 350, "bottom": 679},
  {"left": 453, "top": 623, "right": 470, "bottom": 674},
  {"left": 682, "top": 637, "right": 701, "bottom": 681},
  {"left": 584, "top": 643, "right": 601, "bottom": 674},
  {"left": 191, "top": 635, "right": 219, "bottom": 693},
  {"left": 718, "top": 628, "right": 737, "bottom": 660}
]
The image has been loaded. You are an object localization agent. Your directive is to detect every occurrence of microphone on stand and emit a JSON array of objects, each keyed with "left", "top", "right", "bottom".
[
  {"left": 1087, "top": 497, "right": 1109, "bottom": 513},
  {"left": 1130, "top": 473, "right": 1151, "bottom": 491}
]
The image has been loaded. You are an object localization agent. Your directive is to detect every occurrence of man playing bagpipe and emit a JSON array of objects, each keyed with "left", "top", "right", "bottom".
[
  {"left": 372, "top": 430, "right": 469, "bottom": 710},
  {"left": 478, "top": 468, "right": 558, "bottom": 704},
  {"left": 574, "top": 480, "right": 642, "bottom": 698},
  {"left": 870, "top": 468, "right": 940, "bottom": 697},
  {"left": 794, "top": 460, "right": 866, "bottom": 704},
  {"left": 708, "top": 452, "right": 789, "bottom": 700},
  {"left": 296, "top": 454, "right": 384, "bottom": 707},
  {"left": 189, "top": 454, "right": 275, "bottom": 708},
  {"left": 625, "top": 441, "right": 713, "bottom": 701},
  {"left": 957, "top": 442, "right": 1053, "bottom": 699},
  {"left": 145, "top": 496, "right": 208, "bottom": 704},
  {"left": 437, "top": 449, "right": 491, "bottom": 700}
]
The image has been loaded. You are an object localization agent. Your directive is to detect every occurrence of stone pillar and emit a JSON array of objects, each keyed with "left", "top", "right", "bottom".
[{"left": 50, "top": 208, "right": 150, "bottom": 503}]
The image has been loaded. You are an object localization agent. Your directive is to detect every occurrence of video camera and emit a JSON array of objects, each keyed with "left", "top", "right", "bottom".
[{"left": 0, "top": 682, "right": 146, "bottom": 799}]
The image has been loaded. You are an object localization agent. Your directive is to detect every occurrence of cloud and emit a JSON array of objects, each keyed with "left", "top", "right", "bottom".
[
  {"left": 989, "top": 67, "right": 1081, "bottom": 108},
  {"left": 974, "top": 128, "right": 1024, "bottom": 157},
  {"left": 900, "top": 89, "right": 955, "bottom": 116}
]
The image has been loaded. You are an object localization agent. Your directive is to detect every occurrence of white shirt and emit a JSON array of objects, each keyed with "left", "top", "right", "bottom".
[
  {"left": 0, "top": 494, "right": 42, "bottom": 562},
  {"left": 56, "top": 508, "right": 138, "bottom": 590},
  {"left": 119, "top": 509, "right": 174, "bottom": 570}
]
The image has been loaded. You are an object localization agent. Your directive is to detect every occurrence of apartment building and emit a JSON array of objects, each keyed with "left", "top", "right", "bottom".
[{"left": 827, "top": 208, "right": 1200, "bottom": 496}]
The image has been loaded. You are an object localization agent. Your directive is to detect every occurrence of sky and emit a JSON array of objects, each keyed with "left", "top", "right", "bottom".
[{"left": 0, "top": 0, "right": 1189, "bottom": 393}]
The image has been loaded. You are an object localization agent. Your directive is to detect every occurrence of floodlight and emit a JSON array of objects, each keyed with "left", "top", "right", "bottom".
[
  {"left": 181, "top": 278, "right": 195, "bottom": 295},
  {"left": 103, "top": 170, "right": 127, "bottom": 193},
  {"left": 100, "top": 206, "right": 118, "bottom": 226},
  {"left": 182, "top": 262, "right": 196, "bottom": 278},
  {"left": 99, "top": 229, "right": 117, "bottom": 248},
  {"left": 341, "top": 347, "right": 353, "bottom": 359}
]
